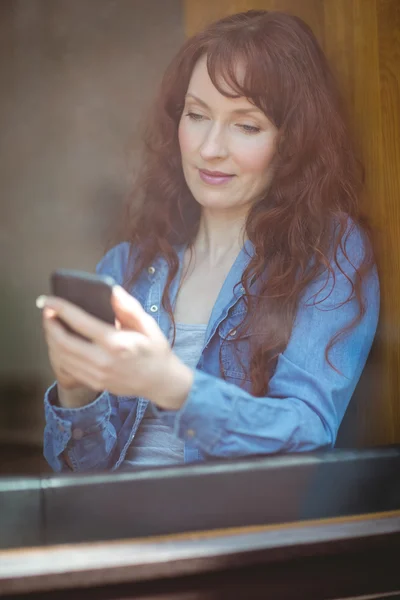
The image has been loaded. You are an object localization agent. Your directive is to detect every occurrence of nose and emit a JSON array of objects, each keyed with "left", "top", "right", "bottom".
[{"left": 199, "top": 122, "right": 229, "bottom": 162}]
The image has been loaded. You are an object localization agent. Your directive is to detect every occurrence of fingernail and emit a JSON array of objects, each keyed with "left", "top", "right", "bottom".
[
  {"left": 113, "top": 285, "right": 124, "bottom": 297},
  {"left": 113, "top": 286, "right": 128, "bottom": 302},
  {"left": 36, "top": 295, "right": 47, "bottom": 309}
]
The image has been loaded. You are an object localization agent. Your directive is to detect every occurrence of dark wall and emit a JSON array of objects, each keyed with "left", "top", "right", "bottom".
[{"left": 0, "top": 0, "right": 184, "bottom": 447}]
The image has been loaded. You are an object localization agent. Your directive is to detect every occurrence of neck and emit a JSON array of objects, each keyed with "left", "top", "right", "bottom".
[{"left": 193, "top": 207, "right": 247, "bottom": 267}]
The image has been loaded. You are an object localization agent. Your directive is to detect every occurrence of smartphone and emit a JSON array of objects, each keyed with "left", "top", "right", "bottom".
[{"left": 50, "top": 269, "right": 116, "bottom": 338}]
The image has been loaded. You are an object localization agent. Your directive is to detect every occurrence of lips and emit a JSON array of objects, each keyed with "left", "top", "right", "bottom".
[{"left": 198, "top": 168, "right": 235, "bottom": 186}]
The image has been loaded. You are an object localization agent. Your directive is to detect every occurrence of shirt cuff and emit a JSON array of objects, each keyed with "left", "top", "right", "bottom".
[
  {"left": 44, "top": 382, "right": 111, "bottom": 464},
  {"left": 151, "top": 370, "right": 233, "bottom": 454}
]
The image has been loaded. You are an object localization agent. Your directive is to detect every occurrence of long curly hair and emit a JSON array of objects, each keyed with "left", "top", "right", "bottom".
[{"left": 114, "top": 10, "right": 374, "bottom": 396}]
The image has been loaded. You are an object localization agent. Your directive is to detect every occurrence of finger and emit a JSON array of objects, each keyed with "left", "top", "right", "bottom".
[
  {"left": 49, "top": 338, "right": 106, "bottom": 389},
  {"left": 47, "top": 349, "right": 76, "bottom": 386},
  {"left": 40, "top": 296, "right": 115, "bottom": 345},
  {"left": 43, "top": 307, "right": 57, "bottom": 319},
  {"left": 59, "top": 366, "right": 71, "bottom": 379},
  {"left": 42, "top": 313, "right": 64, "bottom": 345},
  {"left": 112, "top": 286, "right": 163, "bottom": 339},
  {"left": 43, "top": 312, "right": 72, "bottom": 341},
  {"left": 60, "top": 354, "right": 107, "bottom": 391},
  {"left": 44, "top": 314, "right": 111, "bottom": 367},
  {"left": 111, "top": 287, "right": 147, "bottom": 333},
  {"left": 42, "top": 308, "right": 58, "bottom": 337}
]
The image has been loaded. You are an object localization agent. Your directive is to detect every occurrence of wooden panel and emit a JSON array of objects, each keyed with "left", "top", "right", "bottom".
[
  {"left": 323, "top": 0, "right": 390, "bottom": 447},
  {"left": 1, "top": 512, "right": 400, "bottom": 597},
  {"left": 183, "top": 0, "right": 324, "bottom": 46},
  {"left": 182, "top": 0, "right": 400, "bottom": 446},
  {"left": 324, "top": 0, "right": 400, "bottom": 445},
  {"left": 377, "top": 0, "right": 400, "bottom": 441}
]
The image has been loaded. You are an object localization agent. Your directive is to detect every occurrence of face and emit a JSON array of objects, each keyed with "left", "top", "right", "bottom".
[{"left": 178, "top": 55, "right": 278, "bottom": 215}]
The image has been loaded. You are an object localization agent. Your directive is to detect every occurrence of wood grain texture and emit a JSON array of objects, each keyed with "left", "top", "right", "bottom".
[
  {"left": 182, "top": 0, "right": 400, "bottom": 446},
  {"left": 324, "top": 0, "right": 400, "bottom": 445},
  {"left": 323, "top": 0, "right": 389, "bottom": 447},
  {"left": 1, "top": 510, "right": 399, "bottom": 595},
  {"left": 183, "top": 0, "right": 324, "bottom": 45},
  {"left": 377, "top": 0, "right": 400, "bottom": 442}
]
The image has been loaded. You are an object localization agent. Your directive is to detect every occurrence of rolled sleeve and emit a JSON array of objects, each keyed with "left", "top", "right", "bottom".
[
  {"left": 168, "top": 370, "right": 232, "bottom": 450},
  {"left": 43, "top": 383, "right": 114, "bottom": 472},
  {"left": 155, "top": 367, "right": 332, "bottom": 458}
]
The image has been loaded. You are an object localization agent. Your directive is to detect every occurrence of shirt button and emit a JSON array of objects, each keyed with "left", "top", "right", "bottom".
[
  {"left": 71, "top": 428, "right": 83, "bottom": 440},
  {"left": 186, "top": 429, "right": 196, "bottom": 438},
  {"left": 150, "top": 305, "right": 158, "bottom": 313},
  {"left": 230, "top": 329, "right": 237, "bottom": 337},
  {"left": 148, "top": 266, "right": 156, "bottom": 275}
]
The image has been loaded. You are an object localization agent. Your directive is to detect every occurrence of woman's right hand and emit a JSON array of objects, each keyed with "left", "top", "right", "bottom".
[{"left": 42, "top": 307, "right": 99, "bottom": 408}]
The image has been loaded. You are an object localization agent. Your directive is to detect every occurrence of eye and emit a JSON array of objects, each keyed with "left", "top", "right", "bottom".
[
  {"left": 186, "top": 112, "right": 205, "bottom": 122},
  {"left": 238, "top": 124, "right": 261, "bottom": 134}
]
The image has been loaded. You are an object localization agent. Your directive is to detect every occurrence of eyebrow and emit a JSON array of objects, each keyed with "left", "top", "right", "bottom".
[{"left": 185, "top": 93, "right": 263, "bottom": 116}]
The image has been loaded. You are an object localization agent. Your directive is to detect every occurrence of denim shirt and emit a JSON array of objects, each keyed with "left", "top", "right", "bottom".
[{"left": 43, "top": 229, "right": 380, "bottom": 472}]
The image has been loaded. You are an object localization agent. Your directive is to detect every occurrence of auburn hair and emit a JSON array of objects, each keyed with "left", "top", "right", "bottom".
[{"left": 113, "top": 10, "right": 373, "bottom": 396}]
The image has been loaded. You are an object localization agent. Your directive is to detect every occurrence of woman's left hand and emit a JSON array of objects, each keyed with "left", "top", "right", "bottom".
[{"left": 40, "top": 286, "right": 194, "bottom": 410}]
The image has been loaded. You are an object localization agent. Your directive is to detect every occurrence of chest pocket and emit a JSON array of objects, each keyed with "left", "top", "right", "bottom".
[{"left": 218, "top": 300, "right": 252, "bottom": 385}]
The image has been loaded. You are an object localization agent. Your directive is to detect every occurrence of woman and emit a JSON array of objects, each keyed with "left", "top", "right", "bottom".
[{"left": 40, "top": 10, "right": 379, "bottom": 472}]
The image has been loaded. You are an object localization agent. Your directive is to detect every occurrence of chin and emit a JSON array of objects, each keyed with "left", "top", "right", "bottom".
[
  {"left": 190, "top": 188, "right": 234, "bottom": 209},
  {"left": 194, "top": 196, "right": 234, "bottom": 211}
]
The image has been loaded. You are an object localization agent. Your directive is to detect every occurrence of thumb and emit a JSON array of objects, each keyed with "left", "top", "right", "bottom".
[{"left": 111, "top": 286, "right": 161, "bottom": 338}]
